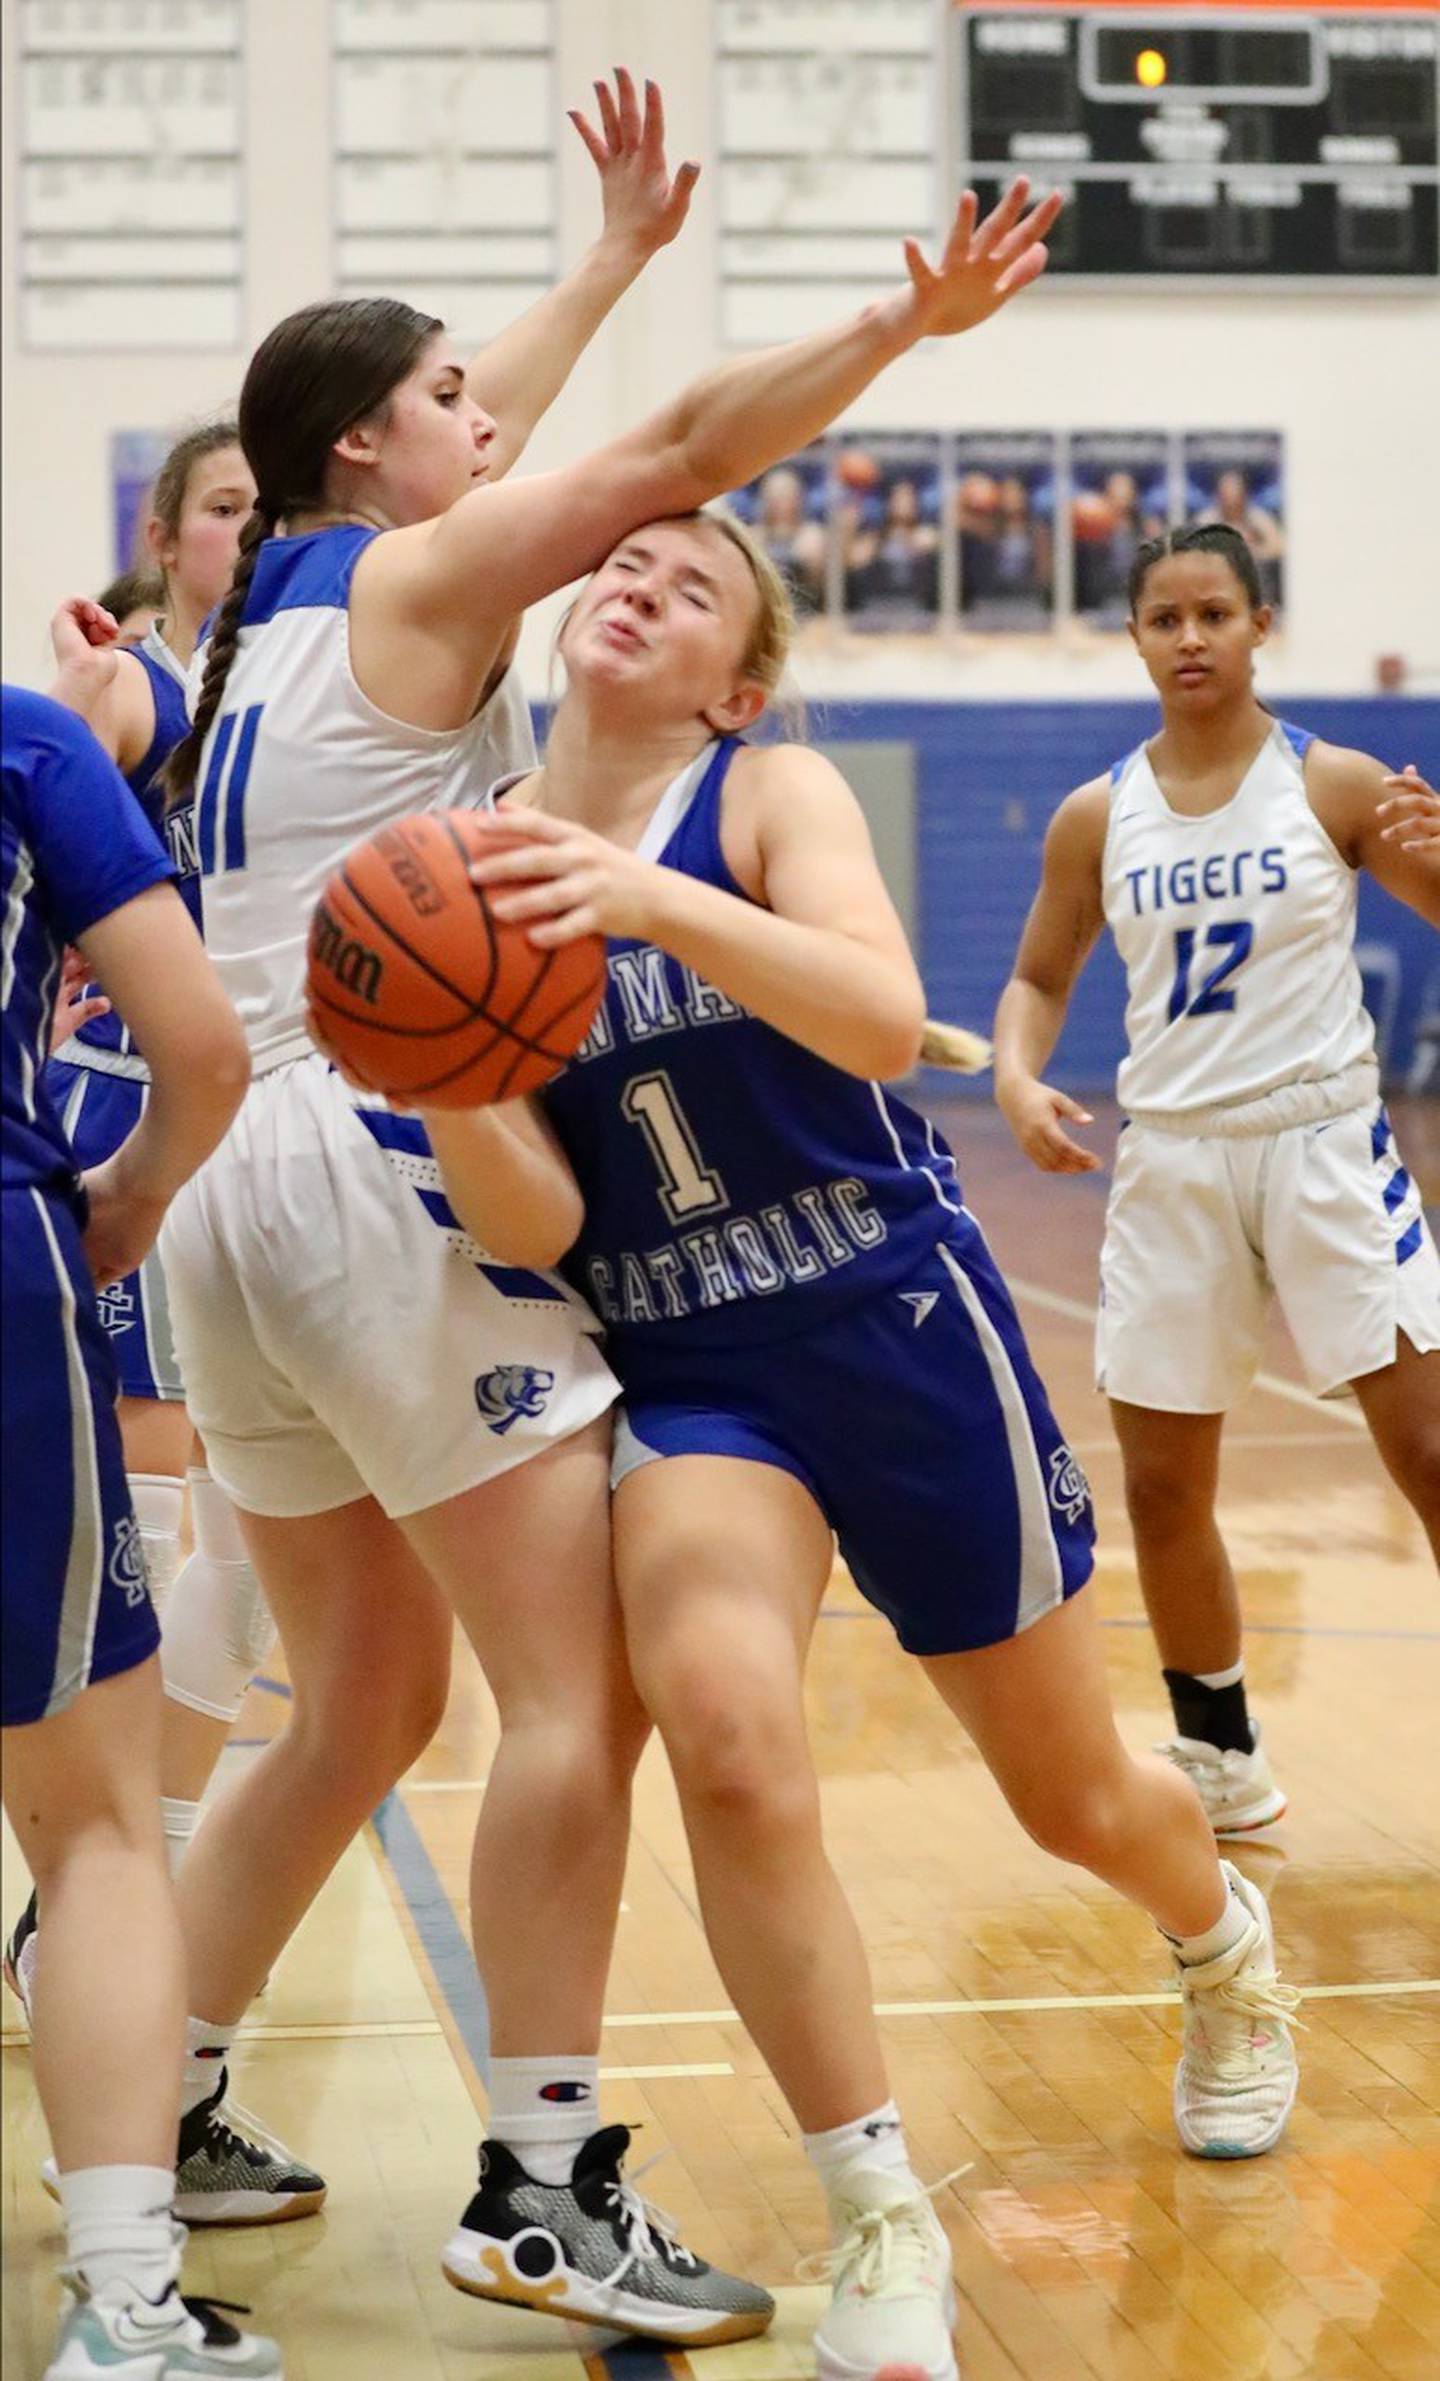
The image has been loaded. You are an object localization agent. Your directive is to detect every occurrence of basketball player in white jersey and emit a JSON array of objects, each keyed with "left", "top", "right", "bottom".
[
  {"left": 994, "top": 523, "right": 1440, "bottom": 1834},
  {"left": 141, "top": 146, "right": 1064, "bottom": 2341}
]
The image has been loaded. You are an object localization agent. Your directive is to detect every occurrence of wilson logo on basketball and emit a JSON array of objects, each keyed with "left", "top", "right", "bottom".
[{"left": 310, "top": 901, "right": 384, "bottom": 1006}]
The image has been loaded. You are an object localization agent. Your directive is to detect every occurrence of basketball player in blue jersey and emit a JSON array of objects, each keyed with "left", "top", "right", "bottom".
[
  {"left": 995, "top": 523, "right": 1440, "bottom": 1837},
  {"left": 137, "top": 151, "right": 1061, "bottom": 2349},
  {"left": 1, "top": 688, "right": 277, "bottom": 2379},
  {"left": 462, "top": 508, "right": 1300, "bottom": 2381}
]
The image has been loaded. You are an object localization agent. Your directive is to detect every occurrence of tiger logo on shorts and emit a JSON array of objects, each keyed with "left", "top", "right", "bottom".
[{"left": 474, "top": 1364, "right": 556, "bottom": 1436}]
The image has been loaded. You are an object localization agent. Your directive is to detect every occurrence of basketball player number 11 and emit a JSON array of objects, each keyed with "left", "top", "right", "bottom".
[{"left": 1168, "top": 920, "right": 1253, "bottom": 1022}]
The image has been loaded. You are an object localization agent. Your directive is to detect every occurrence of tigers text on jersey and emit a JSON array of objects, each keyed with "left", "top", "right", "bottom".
[
  {"left": 63, "top": 622, "right": 201, "bottom": 1077},
  {"left": 1104, "top": 719, "right": 1375, "bottom": 1123},
  {"left": 193, "top": 525, "right": 535, "bottom": 1071},
  {"left": 528, "top": 737, "right": 968, "bottom": 1349}
]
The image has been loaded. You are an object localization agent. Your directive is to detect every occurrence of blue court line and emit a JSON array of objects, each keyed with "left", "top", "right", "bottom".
[
  {"left": 252, "top": 1674, "right": 292, "bottom": 1700},
  {"left": 817, "top": 1606, "right": 1440, "bottom": 1642},
  {"left": 591, "top": 2349, "right": 678, "bottom": 2379},
  {"left": 369, "top": 1787, "right": 491, "bottom": 2083}
]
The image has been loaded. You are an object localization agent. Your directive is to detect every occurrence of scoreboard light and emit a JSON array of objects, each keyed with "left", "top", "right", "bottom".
[{"left": 1135, "top": 47, "right": 1168, "bottom": 88}]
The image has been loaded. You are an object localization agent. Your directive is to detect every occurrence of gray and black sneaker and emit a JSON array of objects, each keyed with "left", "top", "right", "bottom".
[
  {"left": 442, "top": 2123, "right": 774, "bottom": 2346},
  {"left": 3, "top": 1886, "right": 38, "bottom": 2022},
  {"left": 44, "top": 2070, "right": 326, "bottom": 2227}
]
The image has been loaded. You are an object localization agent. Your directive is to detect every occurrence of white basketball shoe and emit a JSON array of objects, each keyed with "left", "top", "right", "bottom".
[
  {"left": 1174, "top": 1864, "right": 1301, "bottom": 2159},
  {"left": 809, "top": 2167, "right": 960, "bottom": 2381},
  {"left": 1157, "top": 1724, "right": 1287, "bottom": 1834}
]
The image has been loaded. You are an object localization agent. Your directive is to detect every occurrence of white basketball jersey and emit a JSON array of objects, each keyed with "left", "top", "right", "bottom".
[
  {"left": 193, "top": 524, "right": 535, "bottom": 1071},
  {"left": 1103, "top": 718, "right": 1375, "bottom": 1120}
]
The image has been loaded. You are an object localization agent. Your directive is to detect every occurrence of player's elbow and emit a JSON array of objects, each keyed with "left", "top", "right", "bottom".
[{"left": 862, "top": 979, "right": 927, "bottom": 1082}]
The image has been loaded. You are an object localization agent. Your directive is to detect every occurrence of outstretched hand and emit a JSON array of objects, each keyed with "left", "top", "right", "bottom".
[
  {"left": 901, "top": 180, "right": 1063, "bottom": 339},
  {"left": 570, "top": 68, "right": 700, "bottom": 260}
]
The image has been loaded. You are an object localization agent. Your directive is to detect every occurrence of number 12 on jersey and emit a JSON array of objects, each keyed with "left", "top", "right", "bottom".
[
  {"left": 1169, "top": 920, "right": 1253, "bottom": 1022},
  {"left": 622, "top": 1072, "right": 728, "bottom": 1225}
]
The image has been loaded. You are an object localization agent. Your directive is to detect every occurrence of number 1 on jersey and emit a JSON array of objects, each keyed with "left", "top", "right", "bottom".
[
  {"left": 622, "top": 1073, "right": 728, "bottom": 1225},
  {"left": 1168, "top": 920, "right": 1254, "bottom": 1021}
]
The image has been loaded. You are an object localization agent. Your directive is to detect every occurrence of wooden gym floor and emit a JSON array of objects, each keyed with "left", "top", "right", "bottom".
[{"left": 5, "top": 1097, "right": 1437, "bottom": 2381}]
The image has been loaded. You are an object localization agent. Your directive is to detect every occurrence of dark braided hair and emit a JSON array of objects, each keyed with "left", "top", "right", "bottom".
[
  {"left": 161, "top": 296, "right": 442, "bottom": 808},
  {"left": 1127, "top": 520, "right": 1265, "bottom": 615}
]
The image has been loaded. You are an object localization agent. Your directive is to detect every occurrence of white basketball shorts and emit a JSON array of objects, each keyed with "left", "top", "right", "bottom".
[
  {"left": 161, "top": 1056, "right": 617, "bottom": 1517},
  {"left": 1096, "top": 1100, "right": 1440, "bottom": 1411}
]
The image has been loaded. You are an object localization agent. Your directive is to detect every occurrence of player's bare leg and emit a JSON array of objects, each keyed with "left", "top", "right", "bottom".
[
  {"left": 1106, "top": 1401, "right": 1283, "bottom": 1830},
  {"left": 1350, "top": 1334, "right": 1440, "bottom": 1563},
  {"left": 923, "top": 1588, "right": 1299, "bottom": 2157},
  {"left": 615, "top": 1454, "right": 957, "bottom": 2381}
]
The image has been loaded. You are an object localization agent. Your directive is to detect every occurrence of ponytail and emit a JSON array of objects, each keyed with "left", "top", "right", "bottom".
[{"left": 161, "top": 502, "right": 274, "bottom": 809}]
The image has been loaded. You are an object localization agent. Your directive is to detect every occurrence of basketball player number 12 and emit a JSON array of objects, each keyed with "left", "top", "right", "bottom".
[{"left": 1168, "top": 920, "right": 1253, "bottom": 1022}]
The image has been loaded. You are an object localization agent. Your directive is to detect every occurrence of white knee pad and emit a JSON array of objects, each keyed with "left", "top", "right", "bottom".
[
  {"left": 160, "top": 1468, "right": 276, "bottom": 1724},
  {"left": 128, "top": 1473, "right": 185, "bottom": 1608}
]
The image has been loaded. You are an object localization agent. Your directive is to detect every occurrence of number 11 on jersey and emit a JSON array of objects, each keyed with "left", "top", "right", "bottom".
[{"left": 622, "top": 1073, "right": 728, "bottom": 1226}]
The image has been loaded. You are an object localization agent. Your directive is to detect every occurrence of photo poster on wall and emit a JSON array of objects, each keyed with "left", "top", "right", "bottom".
[
  {"left": 1069, "top": 432, "right": 1173, "bottom": 630},
  {"left": 835, "top": 433, "right": 945, "bottom": 634},
  {"left": 111, "top": 431, "right": 172, "bottom": 576},
  {"left": 1183, "top": 432, "right": 1286, "bottom": 614},
  {"left": 727, "top": 443, "right": 832, "bottom": 623},
  {"left": 953, "top": 433, "right": 1057, "bottom": 633}
]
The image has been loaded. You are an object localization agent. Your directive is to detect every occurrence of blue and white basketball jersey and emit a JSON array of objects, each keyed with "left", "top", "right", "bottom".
[
  {"left": 1104, "top": 718, "right": 1375, "bottom": 1120},
  {"left": 2, "top": 688, "right": 173, "bottom": 1208},
  {"left": 65, "top": 622, "right": 201, "bottom": 1073},
  {"left": 194, "top": 524, "right": 535, "bottom": 1070},
  {"left": 532, "top": 737, "right": 968, "bottom": 1349}
]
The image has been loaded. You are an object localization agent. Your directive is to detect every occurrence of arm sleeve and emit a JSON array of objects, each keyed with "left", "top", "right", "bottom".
[{"left": 29, "top": 698, "right": 175, "bottom": 945}]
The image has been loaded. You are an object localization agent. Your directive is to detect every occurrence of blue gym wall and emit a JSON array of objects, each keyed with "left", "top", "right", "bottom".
[{"left": 535, "top": 697, "right": 1439, "bottom": 1089}]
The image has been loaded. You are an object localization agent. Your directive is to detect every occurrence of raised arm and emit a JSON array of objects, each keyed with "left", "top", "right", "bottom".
[
  {"left": 47, "top": 599, "right": 154, "bottom": 776},
  {"left": 373, "top": 180, "right": 1062, "bottom": 677},
  {"left": 993, "top": 781, "right": 1110, "bottom": 1173},
  {"left": 1307, "top": 742, "right": 1440, "bottom": 928},
  {"left": 468, "top": 71, "right": 699, "bottom": 480}
]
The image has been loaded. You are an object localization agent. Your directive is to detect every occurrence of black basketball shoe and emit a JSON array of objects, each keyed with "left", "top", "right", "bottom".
[
  {"left": 442, "top": 2123, "right": 774, "bottom": 2345},
  {"left": 3, "top": 1886, "right": 38, "bottom": 2021},
  {"left": 44, "top": 2068, "right": 327, "bottom": 2226}
]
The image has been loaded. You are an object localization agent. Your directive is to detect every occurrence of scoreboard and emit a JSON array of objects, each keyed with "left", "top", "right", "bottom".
[{"left": 953, "top": 8, "right": 1440, "bottom": 283}]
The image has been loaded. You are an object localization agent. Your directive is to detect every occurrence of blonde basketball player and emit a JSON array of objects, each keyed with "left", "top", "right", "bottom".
[
  {"left": 141, "top": 120, "right": 1062, "bottom": 2343},
  {"left": 453, "top": 506, "right": 1302, "bottom": 2381},
  {"left": 995, "top": 522, "right": 1440, "bottom": 1833}
]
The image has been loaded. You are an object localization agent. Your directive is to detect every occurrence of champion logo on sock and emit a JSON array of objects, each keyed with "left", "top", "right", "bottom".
[
  {"left": 538, "top": 2081, "right": 592, "bottom": 2103},
  {"left": 194, "top": 2047, "right": 227, "bottom": 2062},
  {"left": 862, "top": 2118, "right": 901, "bottom": 2139}
]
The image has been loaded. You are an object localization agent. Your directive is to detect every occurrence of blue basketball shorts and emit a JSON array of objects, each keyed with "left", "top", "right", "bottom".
[
  {"left": 46, "top": 1056, "right": 185, "bottom": 1402},
  {"left": 2, "top": 1188, "right": 160, "bottom": 1726},
  {"left": 610, "top": 1219, "right": 1096, "bottom": 1655}
]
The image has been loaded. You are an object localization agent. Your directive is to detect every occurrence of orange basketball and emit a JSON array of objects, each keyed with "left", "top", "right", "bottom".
[
  {"left": 306, "top": 811, "right": 606, "bottom": 1108},
  {"left": 1072, "top": 490, "right": 1118, "bottom": 543},
  {"left": 837, "top": 448, "right": 881, "bottom": 492}
]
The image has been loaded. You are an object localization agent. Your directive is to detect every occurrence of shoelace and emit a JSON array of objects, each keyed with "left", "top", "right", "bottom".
[
  {"left": 602, "top": 2174, "right": 702, "bottom": 2271},
  {"left": 797, "top": 2166, "right": 970, "bottom": 2297},
  {"left": 198, "top": 2092, "right": 294, "bottom": 2169},
  {"left": 1189, "top": 1972, "right": 1305, "bottom": 2083},
  {"left": 1158, "top": 1740, "right": 1246, "bottom": 1780}
]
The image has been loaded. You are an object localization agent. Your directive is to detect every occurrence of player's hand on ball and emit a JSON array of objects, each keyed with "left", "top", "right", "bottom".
[
  {"left": 900, "top": 180, "right": 1063, "bottom": 339},
  {"left": 997, "top": 1077, "right": 1100, "bottom": 1175},
  {"left": 304, "top": 1002, "right": 417, "bottom": 1110},
  {"left": 570, "top": 68, "right": 700, "bottom": 260},
  {"left": 468, "top": 808, "right": 659, "bottom": 947},
  {"left": 1378, "top": 765, "right": 1440, "bottom": 852}
]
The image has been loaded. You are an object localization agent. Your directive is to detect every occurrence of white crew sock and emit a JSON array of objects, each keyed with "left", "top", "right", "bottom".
[
  {"left": 803, "top": 2100, "right": 921, "bottom": 2225},
  {"left": 58, "top": 2164, "right": 178, "bottom": 2301},
  {"left": 486, "top": 2055, "right": 599, "bottom": 2184},
  {"left": 159, "top": 1798, "right": 201, "bottom": 1878},
  {"left": 181, "top": 2015, "right": 235, "bottom": 2117},
  {"left": 1167, "top": 1869, "right": 1253, "bottom": 1966},
  {"left": 127, "top": 1474, "right": 185, "bottom": 1609}
]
